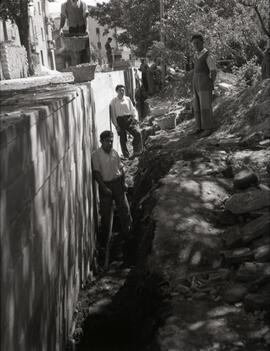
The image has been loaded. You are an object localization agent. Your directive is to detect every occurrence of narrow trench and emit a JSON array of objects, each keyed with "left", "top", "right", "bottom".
[
  {"left": 73, "top": 157, "right": 174, "bottom": 351},
  {"left": 75, "top": 218, "right": 168, "bottom": 351}
]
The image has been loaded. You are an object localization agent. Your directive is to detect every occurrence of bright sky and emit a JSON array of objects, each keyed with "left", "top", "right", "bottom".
[{"left": 48, "top": 0, "right": 110, "bottom": 15}]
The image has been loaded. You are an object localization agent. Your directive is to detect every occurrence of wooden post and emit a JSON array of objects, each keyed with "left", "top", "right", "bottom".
[{"left": 104, "top": 205, "right": 114, "bottom": 270}]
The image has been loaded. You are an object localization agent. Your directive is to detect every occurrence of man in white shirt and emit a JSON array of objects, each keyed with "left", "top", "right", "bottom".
[
  {"left": 92, "top": 130, "right": 132, "bottom": 262},
  {"left": 59, "top": 0, "right": 89, "bottom": 35},
  {"left": 110, "top": 84, "right": 143, "bottom": 159},
  {"left": 191, "top": 33, "right": 217, "bottom": 137}
]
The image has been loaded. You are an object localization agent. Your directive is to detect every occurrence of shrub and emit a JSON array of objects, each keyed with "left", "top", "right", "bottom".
[{"left": 232, "top": 57, "right": 261, "bottom": 88}]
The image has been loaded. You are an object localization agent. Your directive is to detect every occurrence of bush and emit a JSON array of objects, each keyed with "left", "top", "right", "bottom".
[{"left": 232, "top": 57, "right": 261, "bottom": 88}]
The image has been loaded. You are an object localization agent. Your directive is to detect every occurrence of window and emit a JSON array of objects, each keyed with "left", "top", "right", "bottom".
[
  {"left": 40, "top": 50, "right": 44, "bottom": 65},
  {"left": 96, "top": 28, "right": 100, "bottom": 35},
  {"left": 38, "top": 2, "right": 41, "bottom": 15},
  {"left": 41, "top": 28, "right": 44, "bottom": 41},
  {"left": 97, "top": 42, "right": 101, "bottom": 49}
]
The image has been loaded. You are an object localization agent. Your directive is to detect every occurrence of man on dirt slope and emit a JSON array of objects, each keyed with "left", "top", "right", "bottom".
[{"left": 191, "top": 33, "right": 217, "bottom": 138}]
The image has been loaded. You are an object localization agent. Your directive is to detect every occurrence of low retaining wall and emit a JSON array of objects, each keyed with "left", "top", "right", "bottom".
[
  {"left": 0, "top": 42, "right": 28, "bottom": 79},
  {"left": 0, "top": 83, "right": 97, "bottom": 351}
]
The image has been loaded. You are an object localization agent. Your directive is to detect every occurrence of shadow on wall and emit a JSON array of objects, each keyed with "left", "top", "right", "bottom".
[{"left": 0, "top": 84, "right": 98, "bottom": 351}]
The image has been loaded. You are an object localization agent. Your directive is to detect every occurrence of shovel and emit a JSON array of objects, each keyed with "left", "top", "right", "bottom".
[{"left": 104, "top": 205, "right": 114, "bottom": 270}]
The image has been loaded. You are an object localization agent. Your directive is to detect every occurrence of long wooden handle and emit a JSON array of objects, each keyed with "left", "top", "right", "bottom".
[{"left": 104, "top": 206, "right": 114, "bottom": 270}]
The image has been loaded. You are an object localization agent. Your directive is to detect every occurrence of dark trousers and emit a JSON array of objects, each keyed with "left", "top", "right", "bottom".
[
  {"left": 99, "top": 177, "right": 132, "bottom": 248},
  {"left": 69, "top": 25, "right": 86, "bottom": 35},
  {"left": 117, "top": 115, "right": 143, "bottom": 157},
  {"left": 107, "top": 53, "right": 113, "bottom": 68}
]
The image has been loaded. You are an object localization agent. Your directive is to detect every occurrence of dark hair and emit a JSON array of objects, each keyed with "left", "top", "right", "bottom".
[
  {"left": 108, "top": 37, "right": 112, "bottom": 41},
  {"left": 191, "top": 33, "right": 204, "bottom": 42},
  {"left": 100, "top": 130, "right": 113, "bottom": 140},
  {"left": 115, "top": 84, "right": 125, "bottom": 92}
]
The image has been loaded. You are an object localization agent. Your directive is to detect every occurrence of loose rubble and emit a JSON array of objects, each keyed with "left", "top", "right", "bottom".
[{"left": 132, "top": 76, "right": 270, "bottom": 350}]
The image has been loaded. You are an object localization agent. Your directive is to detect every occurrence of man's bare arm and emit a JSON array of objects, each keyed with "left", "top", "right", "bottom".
[{"left": 93, "top": 170, "right": 112, "bottom": 196}]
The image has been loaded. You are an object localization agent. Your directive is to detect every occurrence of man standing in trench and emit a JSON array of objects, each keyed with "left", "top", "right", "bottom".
[
  {"left": 92, "top": 130, "right": 132, "bottom": 265},
  {"left": 110, "top": 84, "right": 143, "bottom": 159},
  {"left": 191, "top": 33, "right": 217, "bottom": 137}
]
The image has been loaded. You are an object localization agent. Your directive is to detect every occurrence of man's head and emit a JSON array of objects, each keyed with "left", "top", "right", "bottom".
[
  {"left": 115, "top": 84, "right": 125, "bottom": 99},
  {"left": 107, "top": 37, "right": 112, "bottom": 43},
  {"left": 191, "top": 33, "right": 204, "bottom": 52},
  {"left": 71, "top": 0, "right": 80, "bottom": 8},
  {"left": 100, "top": 130, "right": 114, "bottom": 153}
]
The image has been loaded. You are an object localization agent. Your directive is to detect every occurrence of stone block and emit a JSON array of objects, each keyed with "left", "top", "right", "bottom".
[
  {"left": 225, "top": 189, "right": 270, "bottom": 214},
  {"left": 244, "top": 293, "right": 270, "bottom": 312},
  {"left": 242, "top": 213, "right": 270, "bottom": 244},
  {"left": 221, "top": 165, "right": 234, "bottom": 178},
  {"left": 253, "top": 244, "right": 270, "bottom": 262},
  {"left": 222, "top": 225, "right": 242, "bottom": 248},
  {"left": 236, "top": 262, "right": 270, "bottom": 282},
  {"left": 233, "top": 169, "right": 258, "bottom": 190},
  {"left": 223, "top": 284, "right": 248, "bottom": 303},
  {"left": 222, "top": 248, "right": 254, "bottom": 265}
]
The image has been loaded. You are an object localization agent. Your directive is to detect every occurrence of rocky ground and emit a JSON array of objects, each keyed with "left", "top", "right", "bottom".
[{"left": 69, "top": 76, "right": 270, "bottom": 351}]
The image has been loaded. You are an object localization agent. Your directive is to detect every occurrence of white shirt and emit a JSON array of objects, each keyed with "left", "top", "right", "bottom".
[
  {"left": 92, "top": 147, "right": 123, "bottom": 182},
  {"left": 110, "top": 96, "right": 137, "bottom": 127},
  {"left": 196, "top": 48, "right": 216, "bottom": 71}
]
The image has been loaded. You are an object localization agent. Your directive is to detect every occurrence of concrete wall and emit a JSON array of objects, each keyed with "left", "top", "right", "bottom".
[
  {"left": 0, "top": 68, "right": 135, "bottom": 351},
  {"left": 0, "top": 83, "right": 98, "bottom": 351}
]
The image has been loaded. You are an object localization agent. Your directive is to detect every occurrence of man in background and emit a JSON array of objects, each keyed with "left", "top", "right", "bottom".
[
  {"left": 105, "top": 37, "right": 113, "bottom": 68},
  {"left": 59, "top": 0, "right": 89, "bottom": 35},
  {"left": 191, "top": 33, "right": 217, "bottom": 137},
  {"left": 110, "top": 84, "right": 143, "bottom": 159}
]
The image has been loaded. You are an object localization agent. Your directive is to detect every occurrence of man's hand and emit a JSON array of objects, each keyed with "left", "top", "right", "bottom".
[{"left": 58, "top": 28, "right": 63, "bottom": 37}]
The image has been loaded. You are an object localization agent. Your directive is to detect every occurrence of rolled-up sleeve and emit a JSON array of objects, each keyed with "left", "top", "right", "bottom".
[
  {"left": 92, "top": 152, "right": 100, "bottom": 173},
  {"left": 206, "top": 54, "right": 217, "bottom": 71},
  {"left": 128, "top": 97, "right": 138, "bottom": 119}
]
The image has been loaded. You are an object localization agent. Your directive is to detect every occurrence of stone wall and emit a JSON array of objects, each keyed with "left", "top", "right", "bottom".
[
  {"left": 0, "top": 42, "right": 28, "bottom": 79},
  {"left": 0, "top": 83, "right": 98, "bottom": 351}
]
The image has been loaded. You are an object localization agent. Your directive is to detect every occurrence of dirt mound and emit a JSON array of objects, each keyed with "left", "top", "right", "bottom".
[{"left": 214, "top": 78, "right": 270, "bottom": 138}]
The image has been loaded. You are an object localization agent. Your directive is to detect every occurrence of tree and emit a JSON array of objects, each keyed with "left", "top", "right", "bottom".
[
  {"left": 91, "top": 0, "right": 269, "bottom": 73},
  {"left": 90, "top": 0, "right": 161, "bottom": 56},
  {"left": 239, "top": 0, "right": 270, "bottom": 78},
  {"left": 0, "top": 0, "right": 34, "bottom": 75}
]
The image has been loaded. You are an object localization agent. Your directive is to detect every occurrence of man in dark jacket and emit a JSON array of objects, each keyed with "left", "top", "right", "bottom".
[
  {"left": 105, "top": 37, "right": 113, "bottom": 68},
  {"left": 191, "top": 33, "right": 217, "bottom": 137}
]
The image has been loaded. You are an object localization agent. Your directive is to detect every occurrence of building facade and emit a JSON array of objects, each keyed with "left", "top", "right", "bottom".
[
  {"left": 87, "top": 15, "right": 132, "bottom": 66},
  {"left": 0, "top": 0, "right": 55, "bottom": 80},
  {"left": 28, "top": 0, "right": 56, "bottom": 70}
]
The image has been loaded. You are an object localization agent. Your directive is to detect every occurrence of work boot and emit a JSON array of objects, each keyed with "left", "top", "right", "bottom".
[
  {"left": 200, "top": 129, "right": 213, "bottom": 137},
  {"left": 190, "top": 129, "right": 202, "bottom": 136}
]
